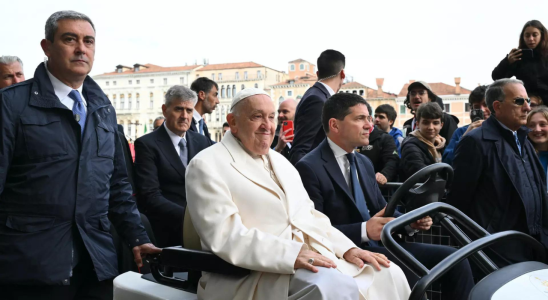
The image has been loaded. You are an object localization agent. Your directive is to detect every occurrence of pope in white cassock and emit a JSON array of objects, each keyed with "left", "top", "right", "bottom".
[{"left": 185, "top": 88, "right": 411, "bottom": 300}]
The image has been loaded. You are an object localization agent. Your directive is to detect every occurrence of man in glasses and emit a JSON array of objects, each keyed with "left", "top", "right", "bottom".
[
  {"left": 402, "top": 81, "right": 459, "bottom": 146},
  {"left": 447, "top": 78, "right": 548, "bottom": 271}
]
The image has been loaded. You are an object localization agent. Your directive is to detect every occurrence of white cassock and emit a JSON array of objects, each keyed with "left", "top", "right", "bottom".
[{"left": 185, "top": 131, "right": 411, "bottom": 300}]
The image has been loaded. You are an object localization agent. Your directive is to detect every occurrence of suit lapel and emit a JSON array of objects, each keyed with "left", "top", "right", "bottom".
[
  {"left": 156, "top": 125, "right": 186, "bottom": 178},
  {"left": 186, "top": 131, "right": 197, "bottom": 160}
]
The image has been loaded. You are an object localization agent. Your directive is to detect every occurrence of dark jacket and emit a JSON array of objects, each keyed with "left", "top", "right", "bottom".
[
  {"left": 189, "top": 116, "right": 211, "bottom": 140},
  {"left": 0, "top": 63, "right": 149, "bottom": 285},
  {"left": 289, "top": 82, "right": 330, "bottom": 165},
  {"left": 400, "top": 135, "right": 436, "bottom": 182},
  {"left": 271, "top": 125, "right": 291, "bottom": 159},
  {"left": 117, "top": 124, "right": 136, "bottom": 192},
  {"left": 356, "top": 127, "right": 400, "bottom": 182},
  {"left": 492, "top": 50, "right": 548, "bottom": 101},
  {"left": 134, "top": 125, "right": 211, "bottom": 247},
  {"left": 447, "top": 116, "right": 548, "bottom": 267},
  {"left": 296, "top": 139, "right": 400, "bottom": 246}
]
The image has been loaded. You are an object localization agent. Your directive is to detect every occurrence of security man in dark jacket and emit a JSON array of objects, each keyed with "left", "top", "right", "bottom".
[
  {"left": 447, "top": 78, "right": 548, "bottom": 269},
  {"left": 0, "top": 11, "right": 160, "bottom": 300}
]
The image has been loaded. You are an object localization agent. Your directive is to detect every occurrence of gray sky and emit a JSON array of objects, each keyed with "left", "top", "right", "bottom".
[{"left": 2, "top": 0, "right": 547, "bottom": 94}]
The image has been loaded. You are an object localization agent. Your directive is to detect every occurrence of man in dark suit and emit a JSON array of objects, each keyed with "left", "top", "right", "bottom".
[
  {"left": 117, "top": 124, "right": 136, "bottom": 191},
  {"left": 289, "top": 50, "right": 346, "bottom": 165},
  {"left": 447, "top": 78, "right": 547, "bottom": 268},
  {"left": 0, "top": 11, "right": 160, "bottom": 300},
  {"left": 135, "top": 85, "right": 212, "bottom": 248},
  {"left": 296, "top": 93, "right": 474, "bottom": 300},
  {"left": 271, "top": 98, "right": 297, "bottom": 159},
  {"left": 189, "top": 77, "right": 219, "bottom": 141}
]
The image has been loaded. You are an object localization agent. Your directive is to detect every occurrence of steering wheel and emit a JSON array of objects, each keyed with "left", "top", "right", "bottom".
[{"left": 384, "top": 163, "right": 453, "bottom": 217}]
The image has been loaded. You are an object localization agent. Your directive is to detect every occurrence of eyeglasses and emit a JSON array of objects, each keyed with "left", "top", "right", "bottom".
[
  {"left": 510, "top": 97, "right": 531, "bottom": 106},
  {"left": 409, "top": 90, "right": 427, "bottom": 97}
]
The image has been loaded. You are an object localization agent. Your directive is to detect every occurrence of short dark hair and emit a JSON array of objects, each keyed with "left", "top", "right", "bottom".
[
  {"left": 190, "top": 77, "right": 219, "bottom": 98},
  {"left": 322, "top": 93, "right": 369, "bottom": 133},
  {"left": 375, "top": 104, "right": 397, "bottom": 128},
  {"left": 222, "top": 122, "right": 229, "bottom": 128},
  {"left": 415, "top": 102, "right": 443, "bottom": 122},
  {"left": 317, "top": 50, "right": 345, "bottom": 80},
  {"left": 45, "top": 11, "right": 95, "bottom": 42},
  {"left": 468, "top": 85, "right": 488, "bottom": 105}
]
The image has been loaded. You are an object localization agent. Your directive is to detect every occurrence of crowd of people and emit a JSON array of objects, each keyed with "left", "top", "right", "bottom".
[{"left": 2, "top": 9, "right": 548, "bottom": 300}]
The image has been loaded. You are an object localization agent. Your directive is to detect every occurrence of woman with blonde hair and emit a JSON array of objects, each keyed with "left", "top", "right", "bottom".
[{"left": 527, "top": 106, "right": 548, "bottom": 187}]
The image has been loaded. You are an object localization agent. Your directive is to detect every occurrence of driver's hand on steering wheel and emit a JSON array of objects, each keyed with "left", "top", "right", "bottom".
[
  {"left": 410, "top": 216, "right": 433, "bottom": 231},
  {"left": 365, "top": 207, "right": 395, "bottom": 241}
]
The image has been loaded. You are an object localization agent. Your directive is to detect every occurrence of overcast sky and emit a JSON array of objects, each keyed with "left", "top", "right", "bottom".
[{"left": 2, "top": 0, "right": 547, "bottom": 94}]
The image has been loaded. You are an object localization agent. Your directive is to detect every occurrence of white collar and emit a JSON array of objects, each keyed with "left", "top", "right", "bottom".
[
  {"left": 495, "top": 118, "right": 517, "bottom": 135},
  {"left": 319, "top": 82, "right": 336, "bottom": 97},
  {"left": 193, "top": 109, "right": 203, "bottom": 123},
  {"left": 327, "top": 137, "right": 351, "bottom": 158},
  {"left": 45, "top": 62, "right": 86, "bottom": 106},
  {"left": 164, "top": 122, "right": 187, "bottom": 148}
]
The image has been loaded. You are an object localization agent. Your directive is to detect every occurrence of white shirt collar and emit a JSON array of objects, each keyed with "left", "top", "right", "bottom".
[
  {"left": 327, "top": 137, "right": 350, "bottom": 158},
  {"left": 164, "top": 122, "right": 187, "bottom": 152},
  {"left": 44, "top": 62, "right": 87, "bottom": 108},
  {"left": 193, "top": 109, "right": 203, "bottom": 122},
  {"left": 319, "top": 82, "right": 336, "bottom": 97}
]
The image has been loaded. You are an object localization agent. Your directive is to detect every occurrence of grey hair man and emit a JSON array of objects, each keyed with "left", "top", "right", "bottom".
[
  {"left": 134, "top": 85, "right": 211, "bottom": 248},
  {"left": 0, "top": 55, "right": 25, "bottom": 89},
  {"left": 153, "top": 116, "right": 165, "bottom": 131},
  {"left": 448, "top": 78, "right": 548, "bottom": 271}
]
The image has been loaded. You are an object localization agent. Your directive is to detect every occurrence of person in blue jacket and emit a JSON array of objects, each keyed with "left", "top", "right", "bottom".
[
  {"left": 443, "top": 85, "right": 490, "bottom": 165},
  {"left": 0, "top": 11, "right": 160, "bottom": 299}
]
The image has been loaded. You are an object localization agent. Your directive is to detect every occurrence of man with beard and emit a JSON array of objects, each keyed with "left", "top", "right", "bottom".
[
  {"left": 271, "top": 98, "right": 297, "bottom": 159},
  {"left": 190, "top": 77, "right": 219, "bottom": 141},
  {"left": 402, "top": 81, "right": 459, "bottom": 145}
]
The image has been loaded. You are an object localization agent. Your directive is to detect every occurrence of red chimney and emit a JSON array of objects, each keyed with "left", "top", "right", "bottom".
[
  {"left": 376, "top": 78, "right": 384, "bottom": 98},
  {"left": 455, "top": 77, "right": 461, "bottom": 95}
]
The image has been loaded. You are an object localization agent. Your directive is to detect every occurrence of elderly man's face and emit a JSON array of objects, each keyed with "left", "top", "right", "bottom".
[
  {"left": 229, "top": 95, "right": 276, "bottom": 156},
  {"left": 0, "top": 62, "right": 25, "bottom": 89},
  {"left": 41, "top": 19, "right": 95, "bottom": 84},
  {"left": 162, "top": 99, "right": 194, "bottom": 136},
  {"left": 493, "top": 83, "right": 531, "bottom": 131}
]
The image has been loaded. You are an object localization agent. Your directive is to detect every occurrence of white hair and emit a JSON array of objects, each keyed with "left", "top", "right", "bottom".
[
  {"left": 165, "top": 85, "right": 198, "bottom": 107},
  {"left": 0, "top": 56, "right": 23, "bottom": 67}
]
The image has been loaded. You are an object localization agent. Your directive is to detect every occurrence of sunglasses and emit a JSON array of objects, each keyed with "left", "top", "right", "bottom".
[{"left": 510, "top": 97, "right": 531, "bottom": 106}]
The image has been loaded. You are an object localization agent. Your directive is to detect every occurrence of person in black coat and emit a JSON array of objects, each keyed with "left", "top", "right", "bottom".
[
  {"left": 402, "top": 81, "right": 459, "bottom": 144},
  {"left": 492, "top": 20, "right": 548, "bottom": 102},
  {"left": 290, "top": 49, "right": 346, "bottom": 165},
  {"left": 189, "top": 77, "right": 219, "bottom": 141},
  {"left": 447, "top": 78, "right": 548, "bottom": 270},
  {"left": 355, "top": 101, "right": 399, "bottom": 184},
  {"left": 0, "top": 11, "right": 159, "bottom": 299},
  {"left": 135, "top": 86, "right": 212, "bottom": 248},
  {"left": 296, "top": 93, "right": 474, "bottom": 299}
]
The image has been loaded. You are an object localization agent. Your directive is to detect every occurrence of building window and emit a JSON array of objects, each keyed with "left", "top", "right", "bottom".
[
  {"left": 218, "top": 73, "right": 222, "bottom": 80},
  {"left": 128, "top": 94, "right": 132, "bottom": 110},
  {"left": 400, "top": 105, "right": 406, "bottom": 114},
  {"left": 288, "top": 91, "right": 293, "bottom": 97},
  {"left": 216, "top": 109, "right": 220, "bottom": 122},
  {"left": 279, "top": 96, "right": 284, "bottom": 102},
  {"left": 296, "top": 95, "right": 302, "bottom": 100},
  {"left": 241, "top": 84, "right": 245, "bottom": 90},
  {"left": 129, "top": 80, "right": 132, "bottom": 85},
  {"left": 150, "top": 79, "right": 154, "bottom": 84},
  {"left": 163, "top": 78, "right": 167, "bottom": 85},
  {"left": 112, "top": 94, "right": 116, "bottom": 108},
  {"left": 299, "top": 63, "right": 305, "bottom": 70},
  {"left": 113, "top": 81, "right": 117, "bottom": 86},
  {"left": 444, "top": 104, "right": 450, "bottom": 112},
  {"left": 257, "top": 70, "right": 262, "bottom": 78},
  {"left": 254, "top": 83, "right": 258, "bottom": 88},
  {"left": 221, "top": 85, "right": 225, "bottom": 98},
  {"left": 120, "top": 95, "right": 125, "bottom": 110},
  {"left": 136, "top": 93, "right": 140, "bottom": 110},
  {"left": 359, "top": 90, "right": 364, "bottom": 96},
  {"left": 465, "top": 103, "right": 471, "bottom": 112},
  {"left": 180, "top": 77, "right": 185, "bottom": 84},
  {"left": 106, "top": 81, "right": 109, "bottom": 86},
  {"left": 232, "top": 85, "right": 236, "bottom": 97},
  {"left": 136, "top": 80, "right": 140, "bottom": 84},
  {"left": 352, "top": 90, "right": 357, "bottom": 94},
  {"left": 290, "top": 64, "right": 295, "bottom": 71},
  {"left": 227, "top": 86, "right": 232, "bottom": 98},
  {"left": 244, "top": 71, "right": 248, "bottom": 80},
  {"left": 149, "top": 92, "right": 154, "bottom": 109},
  {"left": 235, "top": 72, "right": 239, "bottom": 80},
  {"left": 212, "top": 73, "right": 215, "bottom": 80}
]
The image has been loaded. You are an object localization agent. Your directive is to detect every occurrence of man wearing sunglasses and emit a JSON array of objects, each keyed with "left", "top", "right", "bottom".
[{"left": 447, "top": 78, "right": 548, "bottom": 272}]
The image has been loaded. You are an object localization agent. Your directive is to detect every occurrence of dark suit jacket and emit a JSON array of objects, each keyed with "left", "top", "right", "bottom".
[
  {"left": 189, "top": 117, "right": 211, "bottom": 140},
  {"left": 296, "top": 139, "right": 400, "bottom": 246},
  {"left": 290, "top": 82, "right": 330, "bottom": 165},
  {"left": 271, "top": 125, "right": 291, "bottom": 159},
  {"left": 134, "top": 125, "right": 211, "bottom": 247},
  {"left": 399, "top": 135, "right": 436, "bottom": 182},
  {"left": 0, "top": 63, "right": 148, "bottom": 284},
  {"left": 117, "top": 124, "right": 136, "bottom": 192},
  {"left": 447, "top": 116, "right": 548, "bottom": 266},
  {"left": 356, "top": 127, "right": 400, "bottom": 182}
]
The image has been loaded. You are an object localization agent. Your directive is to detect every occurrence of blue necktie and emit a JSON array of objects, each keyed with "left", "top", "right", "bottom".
[
  {"left": 514, "top": 132, "right": 522, "bottom": 155},
  {"left": 179, "top": 138, "right": 188, "bottom": 168},
  {"left": 198, "top": 119, "right": 204, "bottom": 135},
  {"left": 346, "top": 153, "right": 371, "bottom": 222},
  {"left": 69, "top": 90, "right": 86, "bottom": 136}
]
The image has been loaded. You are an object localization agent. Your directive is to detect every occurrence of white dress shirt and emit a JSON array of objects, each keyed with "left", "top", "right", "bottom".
[
  {"left": 164, "top": 123, "right": 187, "bottom": 156},
  {"left": 326, "top": 138, "right": 371, "bottom": 243},
  {"left": 193, "top": 110, "right": 204, "bottom": 135},
  {"left": 319, "top": 81, "right": 336, "bottom": 97},
  {"left": 45, "top": 62, "right": 87, "bottom": 112}
]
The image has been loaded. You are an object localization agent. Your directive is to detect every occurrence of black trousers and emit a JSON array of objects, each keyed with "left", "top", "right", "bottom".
[
  {"left": 2, "top": 252, "right": 113, "bottom": 300},
  {"left": 364, "top": 242, "right": 475, "bottom": 300}
]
